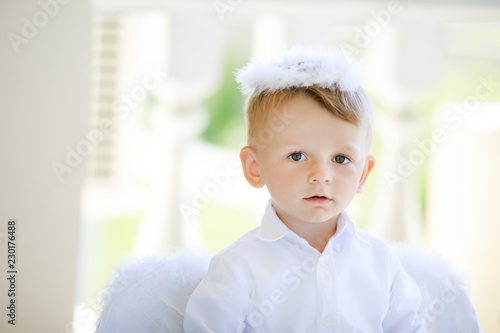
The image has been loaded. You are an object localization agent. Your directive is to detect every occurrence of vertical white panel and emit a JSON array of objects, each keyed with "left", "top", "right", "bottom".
[
  {"left": 0, "top": 0, "right": 91, "bottom": 332},
  {"left": 428, "top": 103, "right": 500, "bottom": 332}
]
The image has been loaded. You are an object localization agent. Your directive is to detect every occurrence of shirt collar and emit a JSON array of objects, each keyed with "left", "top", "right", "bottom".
[
  {"left": 339, "top": 209, "right": 372, "bottom": 248},
  {"left": 256, "top": 200, "right": 291, "bottom": 241},
  {"left": 256, "top": 199, "right": 372, "bottom": 248}
]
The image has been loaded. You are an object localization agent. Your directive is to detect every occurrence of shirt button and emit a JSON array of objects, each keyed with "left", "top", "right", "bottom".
[
  {"left": 334, "top": 244, "right": 341, "bottom": 252},
  {"left": 293, "top": 242, "right": 301, "bottom": 248},
  {"left": 322, "top": 317, "right": 331, "bottom": 326}
]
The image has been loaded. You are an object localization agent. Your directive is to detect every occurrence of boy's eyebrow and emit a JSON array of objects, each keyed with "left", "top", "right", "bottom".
[
  {"left": 278, "top": 143, "right": 363, "bottom": 155},
  {"left": 339, "top": 144, "right": 362, "bottom": 155}
]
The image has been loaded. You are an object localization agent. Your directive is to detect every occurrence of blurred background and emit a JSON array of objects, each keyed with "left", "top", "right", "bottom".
[{"left": 1, "top": 0, "right": 500, "bottom": 332}]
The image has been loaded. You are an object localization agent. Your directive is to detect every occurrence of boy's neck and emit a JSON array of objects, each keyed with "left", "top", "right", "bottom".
[{"left": 280, "top": 215, "right": 339, "bottom": 253}]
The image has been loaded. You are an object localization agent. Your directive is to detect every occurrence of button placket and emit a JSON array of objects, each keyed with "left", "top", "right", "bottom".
[{"left": 316, "top": 248, "right": 339, "bottom": 332}]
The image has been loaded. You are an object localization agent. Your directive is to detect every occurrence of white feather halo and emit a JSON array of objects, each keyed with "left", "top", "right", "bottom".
[{"left": 235, "top": 46, "right": 363, "bottom": 96}]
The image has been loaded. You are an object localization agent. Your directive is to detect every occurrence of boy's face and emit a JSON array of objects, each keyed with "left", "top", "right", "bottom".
[{"left": 241, "top": 94, "right": 375, "bottom": 227}]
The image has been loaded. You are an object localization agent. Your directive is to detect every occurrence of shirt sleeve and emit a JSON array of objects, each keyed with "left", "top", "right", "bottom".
[
  {"left": 382, "top": 251, "right": 429, "bottom": 333},
  {"left": 183, "top": 251, "right": 252, "bottom": 333}
]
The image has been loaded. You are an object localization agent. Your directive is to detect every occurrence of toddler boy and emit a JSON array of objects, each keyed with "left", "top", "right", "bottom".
[{"left": 184, "top": 47, "right": 427, "bottom": 332}]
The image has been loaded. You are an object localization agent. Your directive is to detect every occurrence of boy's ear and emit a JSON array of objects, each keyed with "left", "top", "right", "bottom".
[
  {"left": 356, "top": 155, "right": 376, "bottom": 193},
  {"left": 240, "top": 146, "right": 265, "bottom": 188}
]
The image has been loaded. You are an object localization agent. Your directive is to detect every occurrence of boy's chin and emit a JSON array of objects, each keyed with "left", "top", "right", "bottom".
[{"left": 296, "top": 211, "right": 341, "bottom": 224}]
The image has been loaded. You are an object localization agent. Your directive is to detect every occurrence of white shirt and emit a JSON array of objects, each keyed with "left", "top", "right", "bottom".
[{"left": 184, "top": 200, "right": 428, "bottom": 332}]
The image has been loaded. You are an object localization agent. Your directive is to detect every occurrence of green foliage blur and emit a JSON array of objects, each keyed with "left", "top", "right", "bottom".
[{"left": 199, "top": 45, "right": 247, "bottom": 148}]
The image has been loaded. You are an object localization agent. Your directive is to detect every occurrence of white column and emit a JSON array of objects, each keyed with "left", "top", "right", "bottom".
[
  {"left": 133, "top": 7, "right": 226, "bottom": 255},
  {"left": 364, "top": 20, "right": 446, "bottom": 244},
  {"left": 0, "top": 0, "right": 90, "bottom": 332}
]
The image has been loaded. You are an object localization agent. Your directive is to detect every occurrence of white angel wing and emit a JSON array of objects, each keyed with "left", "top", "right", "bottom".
[
  {"left": 391, "top": 243, "right": 482, "bottom": 333},
  {"left": 95, "top": 245, "right": 481, "bottom": 332},
  {"left": 95, "top": 251, "right": 210, "bottom": 333}
]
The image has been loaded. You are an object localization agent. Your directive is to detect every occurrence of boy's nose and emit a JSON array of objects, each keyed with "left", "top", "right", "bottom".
[{"left": 308, "top": 162, "right": 332, "bottom": 183}]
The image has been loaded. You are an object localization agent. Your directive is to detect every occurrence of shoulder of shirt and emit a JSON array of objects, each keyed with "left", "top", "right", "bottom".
[
  {"left": 353, "top": 227, "right": 405, "bottom": 270},
  {"left": 352, "top": 226, "right": 393, "bottom": 254}
]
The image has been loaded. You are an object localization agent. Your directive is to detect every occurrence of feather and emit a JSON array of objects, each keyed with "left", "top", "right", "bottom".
[
  {"left": 235, "top": 46, "right": 362, "bottom": 96},
  {"left": 95, "top": 245, "right": 481, "bottom": 332},
  {"left": 391, "top": 243, "right": 482, "bottom": 333},
  {"left": 94, "top": 250, "right": 210, "bottom": 333}
]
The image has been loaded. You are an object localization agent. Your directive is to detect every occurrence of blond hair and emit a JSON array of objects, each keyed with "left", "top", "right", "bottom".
[{"left": 245, "top": 85, "right": 374, "bottom": 149}]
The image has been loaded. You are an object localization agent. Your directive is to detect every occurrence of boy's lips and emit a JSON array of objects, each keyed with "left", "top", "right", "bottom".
[{"left": 304, "top": 195, "right": 332, "bottom": 204}]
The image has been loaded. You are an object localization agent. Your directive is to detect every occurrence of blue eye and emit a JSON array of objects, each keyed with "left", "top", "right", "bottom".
[
  {"left": 289, "top": 152, "right": 305, "bottom": 162},
  {"left": 334, "top": 155, "right": 349, "bottom": 164}
]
